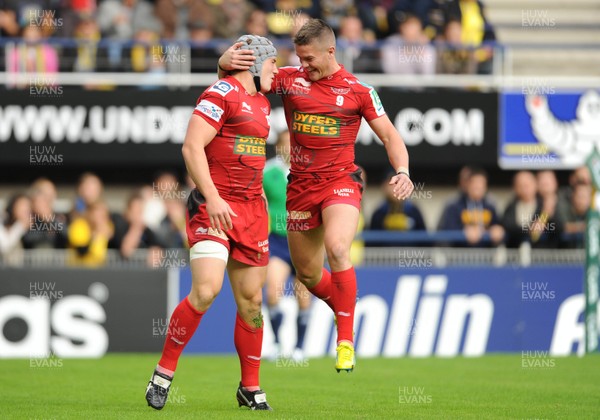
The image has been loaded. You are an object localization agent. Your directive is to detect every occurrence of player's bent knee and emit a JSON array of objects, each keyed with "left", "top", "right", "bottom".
[
  {"left": 295, "top": 271, "right": 321, "bottom": 288},
  {"left": 238, "top": 295, "right": 263, "bottom": 317},
  {"left": 189, "top": 284, "right": 220, "bottom": 310},
  {"left": 326, "top": 242, "right": 350, "bottom": 265}
]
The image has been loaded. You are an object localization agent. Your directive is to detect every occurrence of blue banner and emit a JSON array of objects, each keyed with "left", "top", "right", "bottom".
[
  {"left": 180, "top": 266, "right": 586, "bottom": 357},
  {"left": 499, "top": 89, "right": 600, "bottom": 169}
]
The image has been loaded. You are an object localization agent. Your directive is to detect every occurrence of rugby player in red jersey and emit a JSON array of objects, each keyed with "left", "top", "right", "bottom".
[
  {"left": 145, "top": 35, "right": 277, "bottom": 411},
  {"left": 218, "top": 19, "right": 414, "bottom": 372}
]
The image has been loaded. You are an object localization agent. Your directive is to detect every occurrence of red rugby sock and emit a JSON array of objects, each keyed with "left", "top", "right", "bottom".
[
  {"left": 158, "top": 297, "right": 204, "bottom": 373},
  {"left": 331, "top": 267, "right": 357, "bottom": 344},
  {"left": 307, "top": 268, "right": 334, "bottom": 311},
  {"left": 234, "top": 313, "right": 263, "bottom": 389}
]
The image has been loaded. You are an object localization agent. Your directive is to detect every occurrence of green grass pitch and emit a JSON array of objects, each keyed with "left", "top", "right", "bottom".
[{"left": 2, "top": 354, "right": 599, "bottom": 419}]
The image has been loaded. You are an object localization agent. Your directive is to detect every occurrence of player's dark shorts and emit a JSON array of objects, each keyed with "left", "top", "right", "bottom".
[
  {"left": 186, "top": 189, "right": 269, "bottom": 267},
  {"left": 268, "top": 232, "right": 294, "bottom": 271},
  {"left": 286, "top": 167, "right": 363, "bottom": 231}
]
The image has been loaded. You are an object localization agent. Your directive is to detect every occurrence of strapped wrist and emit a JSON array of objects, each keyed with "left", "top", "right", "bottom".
[{"left": 396, "top": 166, "right": 409, "bottom": 177}]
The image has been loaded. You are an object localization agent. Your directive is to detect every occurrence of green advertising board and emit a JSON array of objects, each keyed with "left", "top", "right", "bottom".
[{"left": 585, "top": 149, "right": 600, "bottom": 353}]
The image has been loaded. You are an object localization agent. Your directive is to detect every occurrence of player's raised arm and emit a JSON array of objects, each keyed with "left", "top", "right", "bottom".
[
  {"left": 367, "top": 115, "right": 414, "bottom": 200},
  {"left": 217, "top": 42, "right": 256, "bottom": 78},
  {"left": 182, "top": 115, "right": 237, "bottom": 232}
]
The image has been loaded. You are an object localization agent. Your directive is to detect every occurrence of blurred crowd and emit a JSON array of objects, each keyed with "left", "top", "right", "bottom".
[
  {"left": 0, "top": 165, "right": 592, "bottom": 268},
  {"left": 370, "top": 165, "right": 592, "bottom": 249},
  {"left": 0, "top": 0, "right": 496, "bottom": 74},
  {"left": 0, "top": 171, "right": 190, "bottom": 267}
]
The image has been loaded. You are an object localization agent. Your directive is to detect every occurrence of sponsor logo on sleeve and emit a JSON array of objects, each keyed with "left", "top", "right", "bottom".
[
  {"left": 359, "top": 81, "right": 385, "bottom": 116},
  {"left": 195, "top": 100, "right": 224, "bottom": 122}
]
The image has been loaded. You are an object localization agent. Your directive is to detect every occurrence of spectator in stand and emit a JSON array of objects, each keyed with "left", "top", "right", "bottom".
[
  {"left": 55, "top": 0, "right": 97, "bottom": 38},
  {"left": 457, "top": 0, "right": 495, "bottom": 74},
  {"left": 154, "top": 0, "right": 212, "bottom": 40},
  {"left": 130, "top": 21, "right": 166, "bottom": 87},
  {"left": 501, "top": 171, "right": 562, "bottom": 249},
  {"left": 319, "top": 0, "right": 356, "bottom": 33},
  {"left": 436, "top": 17, "right": 476, "bottom": 74},
  {"left": 2, "top": 0, "right": 66, "bottom": 37},
  {"left": 337, "top": 15, "right": 381, "bottom": 73},
  {"left": 97, "top": 0, "right": 154, "bottom": 40},
  {"left": 189, "top": 21, "right": 219, "bottom": 72},
  {"left": 383, "top": 0, "right": 461, "bottom": 40},
  {"left": 72, "top": 15, "right": 102, "bottom": 73},
  {"left": 7, "top": 24, "right": 59, "bottom": 80},
  {"left": 97, "top": 0, "right": 156, "bottom": 70},
  {"left": 562, "top": 184, "right": 592, "bottom": 248},
  {"left": 533, "top": 170, "right": 564, "bottom": 248},
  {"left": 381, "top": 13, "right": 435, "bottom": 75},
  {"left": 211, "top": 0, "right": 253, "bottom": 39},
  {"left": 245, "top": 9, "right": 269, "bottom": 37},
  {"left": 558, "top": 166, "right": 592, "bottom": 218},
  {"left": 154, "top": 193, "right": 187, "bottom": 249},
  {"left": 265, "top": 0, "right": 297, "bottom": 38},
  {"left": 278, "top": 11, "right": 310, "bottom": 66},
  {"left": 422, "top": 0, "right": 461, "bottom": 40},
  {"left": 438, "top": 167, "right": 504, "bottom": 246},
  {"left": 0, "top": 0, "right": 20, "bottom": 37},
  {"left": 72, "top": 172, "right": 104, "bottom": 217},
  {"left": 370, "top": 171, "right": 426, "bottom": 246},
  {"left": 0, "top": 194, "right": 31, "bottom": 264},
  {"left": 22, "top": 178, "right": 68, "bottom": 249},
  {"left": 437, "top": 165, "right": 473, "bottom": 229},
  {"left": 357, "top": 0, "right": 395, "bottom": 39},
  {"left": 142, "top": 171, "right": 182, "bottom": 232},
  {"left": 502, "top": 171, "right": 542, "bottom": 248},
  {"left": 111, "top": 193, "right": 162, "bottom": 260},
  {"left": 68, "top": 200, "right": 113, "bottom": 266}
]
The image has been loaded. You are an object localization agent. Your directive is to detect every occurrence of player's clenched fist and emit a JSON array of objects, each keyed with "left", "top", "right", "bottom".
[{"left": 390, "top": 174, "right": 414, "bottom": 200}]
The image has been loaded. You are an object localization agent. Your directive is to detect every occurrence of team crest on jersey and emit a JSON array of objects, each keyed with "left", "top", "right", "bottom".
[
  {"left": 292, "top": 77, "right": 311, "bottom": 93},
  {"left": 261, "top": 106, "right": 269, "bottom": 114},
  {"left": 208, "top": 80, "right": 234, "bottom": 96},
  {"left": 196, "top": 100, "right": 224, "bottom": 122},
  {"left": 331, "top": 87, "right": 350, "bottom": 95},
  {"left": 241, "top": 102, "right": 252, "bottom": 113}
]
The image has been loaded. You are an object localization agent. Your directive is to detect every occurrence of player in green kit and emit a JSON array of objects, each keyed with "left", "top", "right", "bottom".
[{"left": 263, "top": 131, "right": 311, "bottom": 362}]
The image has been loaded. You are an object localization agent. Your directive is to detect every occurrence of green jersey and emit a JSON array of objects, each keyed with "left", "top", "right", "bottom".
[{"left": 263, "top": 157, "right": 289, "bottom": 236}]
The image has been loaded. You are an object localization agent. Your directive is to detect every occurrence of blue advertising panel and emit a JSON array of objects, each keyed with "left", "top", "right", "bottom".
[
  {"left": 180, "top": 266, "right": 586, "bottom": 357},
  {"left": 499, "top": 89, "right": 599, "bottom": 169}
]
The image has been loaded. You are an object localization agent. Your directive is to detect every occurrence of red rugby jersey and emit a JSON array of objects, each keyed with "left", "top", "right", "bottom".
[
  {"left": 193, "top": 77, "right": 271, "bottom": 201},
  {"left": 272, "top": 66, "right": 386, "bottom": 179}
]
